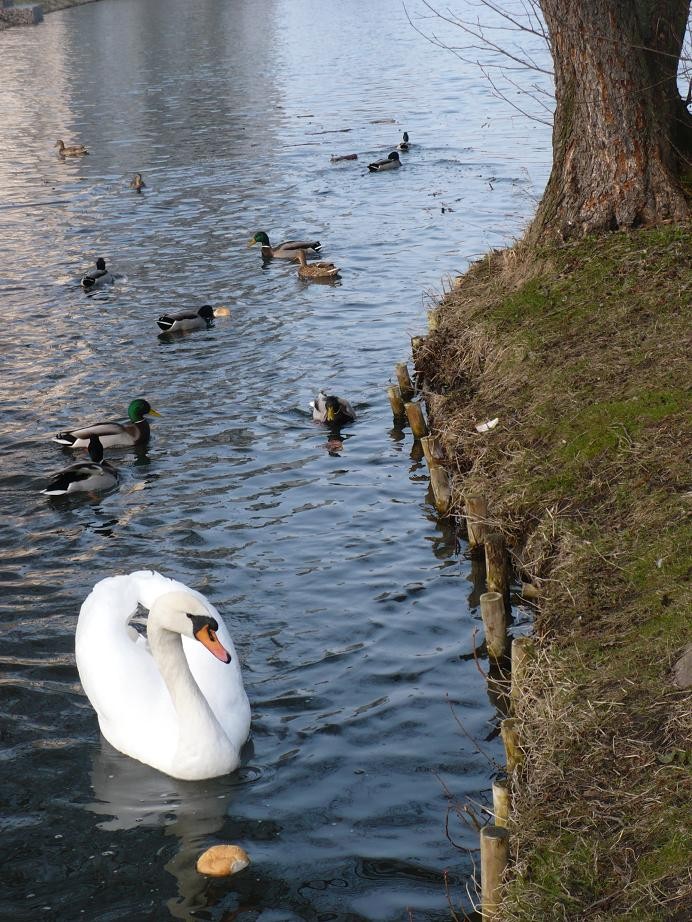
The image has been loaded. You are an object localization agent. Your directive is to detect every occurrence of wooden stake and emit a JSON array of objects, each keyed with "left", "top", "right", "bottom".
[
  {"left": 386, "top": 385, "right": 405, "bottom": 419},
  {"left": 492, "top": 778, "right": 511, "bottom": 828},
  {"left": 501, "top": 718, "right": 522, "bottom": 773},
  {"left": 464, "top": 494, "right": 488, "bottom": 549},
  {"left": 428, "top": 309, "right": 439, "bottom": 331},
  {"left": 485, "top": 532, "right": 510, "bottom": 611},
  {"left": 480, "top": 824, "right": 509, "bottom": 919},
  {"left": 420, "top": 434, "right": 443, "bottom": 469},
  {"left": 480, "top": 591, "right": 507, "bottom": 660},
  {"left": 511, "top": 637, "right": 535, "bottom": 710},
  {"left": 430, "top": 467, "right": 451, "bottom": 515},
  {"left": 404, "top": 401, "right": 428, "bottom": 439},
  {"left": 395, "top": 362, "right": 415, "bottom": 401}
]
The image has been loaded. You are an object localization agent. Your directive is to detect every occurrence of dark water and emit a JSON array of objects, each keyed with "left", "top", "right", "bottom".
[{"left": 0, "top": 1, "right": 551, "bottom": 919}]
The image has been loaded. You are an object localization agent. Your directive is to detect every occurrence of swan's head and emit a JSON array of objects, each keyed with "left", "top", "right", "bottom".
[{"left": 154, "top": 591, "right": 232, "bottom": 664}]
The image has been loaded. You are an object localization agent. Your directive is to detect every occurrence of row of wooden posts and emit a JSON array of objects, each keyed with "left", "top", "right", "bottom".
[{"left": 388, "top": 358, "right": 537, "bottom": 919}]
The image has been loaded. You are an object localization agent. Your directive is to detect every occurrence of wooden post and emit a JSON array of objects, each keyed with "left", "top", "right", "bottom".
[
  {"left": 492, "top": 778, "right": 511, "bottom": 828},
  {"left": 500, "top": 718, "right": 522, "bottom": 773},
  {"left": 404, "top": 401, "right": 428, "bottom": 439},
  {"left": 420, "top": 434, "right": 443, "bottom": 469},
  {"left": 428, "top": 309, "right": 439, "bottom": 331},
  {"left": 464, "top": 494, "right": 488, "bottom": 549},
  {"left": 511, "top": 637, "right": 535, "bottom": 710},
  {"left": 480, "top": 591, "right": 507, "bottom": 660},
  {"left": 386, "top": 385, "right": 406, "bottom": 419},
  {"left": 430, "top": 467, "right": 451, "bottom": 515},
  {"left": 485, "top": 532, "right": 510, "bottom": 611},
  {"left": 395, "top": 362, "right": 415, "bottom": 401},
  {"left": 480, "top": 825, "right": 509, "bottom": 919}
]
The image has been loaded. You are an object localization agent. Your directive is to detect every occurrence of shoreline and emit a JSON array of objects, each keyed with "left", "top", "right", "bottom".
[
  {"left": 0, "top": 0, "right": 99, "bottom": 30},
  {"left": 413, "top": 224, "right": 691, "bottom": 919}
]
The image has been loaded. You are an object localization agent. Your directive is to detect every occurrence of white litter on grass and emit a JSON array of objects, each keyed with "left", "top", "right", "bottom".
[{"left": 475, "top": 417, "right": 499, "bottom": 433}]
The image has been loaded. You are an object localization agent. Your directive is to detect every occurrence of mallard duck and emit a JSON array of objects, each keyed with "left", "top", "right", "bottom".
[
  {"left": 130, "top": 173, "right": 146, "bottom": 192},
  {"left": 52, "top": 398, "right": 160, "bottom": 449},
  {"left": 310, "top": 391, "right": 356, "bottom": 426},
  {"left": 156, "top": 304, "right": 215, "bottom": 333},
  {"left": 55, "top": 139, "right": 89, "bottom": 157},
  {"left": 81, "top": 258, "right": 114, "bottom": 290},
  {"left": 248, "top": 231, "right": 322, "bottom": 260},
  {"left": 42, "top": 436, "right": 119, "bottom": 496},
  {"left": 368, "top": 151, "right": 401, "bottom": 172},
  {"left": 398, "top": 132, "right": 410, "bottom": 151},
  {"left": 296, "top": 249, "right": 341, "bottom": 280}
]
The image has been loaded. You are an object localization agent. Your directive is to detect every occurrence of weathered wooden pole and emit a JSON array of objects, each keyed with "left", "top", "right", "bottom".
[
  {"left": 386, "top": 385, "right": 406, "bottom": 419},
  {"left": 500, "top": 718, "right": 522, "bottom": 773},
  {"left": 428, "top": 308, "right": 439, "bottom": 331},
  {"left": 429, "top": 467, "right": 451, "bottom": 515},
  {"left": 404, "top": 401, "right": 428, "bottom": 439},
  {"left": 464, "top": 494, "right": 488, "bottom": 549},
  {"left": 480, "top": 824, "right": 510, "bottom": 919},
  {"left": 395, "top": 362, "right": 415, "bottom": 401},
  {"left": 485, "top": 532, "right": 510, "bottom": 611},
  {"left": 420, "top": 434, "right": 443, "bottom": 469},
  {"left": 510, "top": 637, "right": 535, "bottom": 710},
  {"left": 492, "top": 778, "right": 511, "bottom": 829},
  {"left": 480, "top": 591, "right": 507, "bottom": 660}
]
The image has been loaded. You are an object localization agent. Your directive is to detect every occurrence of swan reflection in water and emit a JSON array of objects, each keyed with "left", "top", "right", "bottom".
[{"left": 85, "top": 741, "right": 256, "bottom": 919}]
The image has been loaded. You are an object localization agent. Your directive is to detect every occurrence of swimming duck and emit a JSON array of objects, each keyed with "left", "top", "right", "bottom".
[
  {"left": 55, "top": 139, "right": 89, "bottom": 157},
  {"left": 42, "top": 436, "right": 119, "bottom": 496},
  {"left": 398, "top": 132, "right": 410, "bottom": 151},
  {"left": 130, "top": 173, "right": 146, "bottom": 192},
  {"left": 310, "top": 391, "right": 357, "bottom": 426},
  {"left": 81, "top": 258, "right": 114, "bottom": 290},
  {"left": 52, "top": 398, "right": 160, "bottom": 449},
  {"left": 248, "top": 231, "right": 322, "bottom": 260},
  {"left": 368, "top": 151, "right": 401, "bottom": 172},
  {"left": 296, "top": 249, "right": 341, "bottom": 281},
  {"left": 156, "top": 304, "right": 215, "bottom": 333}
]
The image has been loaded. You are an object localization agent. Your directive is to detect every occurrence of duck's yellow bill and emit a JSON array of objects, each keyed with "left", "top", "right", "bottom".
[
  {"left": 326, "top": 407, "right": 336, "bottom": 422},
  {"left": 247, "top": 237, "right": 258, "bottom": 247},
  {"left": 148, "top": 408, "right": 162, "bottom": 417}
]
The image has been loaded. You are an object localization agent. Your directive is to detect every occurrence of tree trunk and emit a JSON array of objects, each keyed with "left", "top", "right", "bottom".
[{"left": 531, "top": 0, "right": 691, "bottom": 240}]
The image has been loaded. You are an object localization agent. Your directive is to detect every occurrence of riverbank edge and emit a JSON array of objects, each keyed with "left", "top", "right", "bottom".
[
  {"left": 0, "top": 0, "right": 98, "bottom": 30},
  {"left": 413, "top": 223, "right": 691, "bottom": 920}
]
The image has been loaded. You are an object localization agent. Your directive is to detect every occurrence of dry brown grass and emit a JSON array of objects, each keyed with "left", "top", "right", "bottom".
[{"left": 416, "top": 224, "right": 692, "bottom": 920}]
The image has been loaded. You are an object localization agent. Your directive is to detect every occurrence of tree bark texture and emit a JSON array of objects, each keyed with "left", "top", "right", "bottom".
[{"left": 532, "top": 0, "right": 691, "bottom": 239}]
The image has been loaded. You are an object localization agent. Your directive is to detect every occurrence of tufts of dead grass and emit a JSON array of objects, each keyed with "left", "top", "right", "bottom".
[{"left": 420, "top": 225, "right": 692, "bottom": 919}]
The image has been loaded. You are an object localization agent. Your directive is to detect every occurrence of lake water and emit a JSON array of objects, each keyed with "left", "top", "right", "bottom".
[{"left": 0, "top": 1, "right": 551, "bottom": 919}]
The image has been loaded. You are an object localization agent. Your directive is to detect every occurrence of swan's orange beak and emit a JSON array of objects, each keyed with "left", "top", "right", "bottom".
[{"left": 195, "top": 625, "right": 231, "bottom": 663}]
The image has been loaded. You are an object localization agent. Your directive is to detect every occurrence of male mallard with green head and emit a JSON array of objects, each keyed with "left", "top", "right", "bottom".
[
  {"left": 248, "top": 231, "right": 322, "bottom": 260},
  {"left": 310, "top": 391, "right": 356, "bottom": 427},
  {"left": 42, "top": 436, "right": 119, "bottom": 496},
  {"left": 368, "top": 151, "right": 401, "bottom": 172},
  {"left": 52, "top": 399, "right": 160, "bottom": 449},
  {"left": 81, "top": 258, "right": 114, "bottom": 290}
]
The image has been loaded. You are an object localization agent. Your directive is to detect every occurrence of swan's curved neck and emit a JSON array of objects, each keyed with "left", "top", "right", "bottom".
[{"left": 147, "top": 610, "right": 225, "bottom": 754}]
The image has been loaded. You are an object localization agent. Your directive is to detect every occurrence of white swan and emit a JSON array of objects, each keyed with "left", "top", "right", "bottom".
[{"left": 76, "top": 571, "right": 251, "bottom": 781}]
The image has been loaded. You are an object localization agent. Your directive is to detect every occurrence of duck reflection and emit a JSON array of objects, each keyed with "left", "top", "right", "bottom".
[{"left": 86, "top": 741, "right": 253, "bottom": 919}]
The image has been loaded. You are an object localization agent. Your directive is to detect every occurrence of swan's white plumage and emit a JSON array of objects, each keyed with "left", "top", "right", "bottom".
[{"left": 76, "top": 571, "right": 250, "bottom": 780}]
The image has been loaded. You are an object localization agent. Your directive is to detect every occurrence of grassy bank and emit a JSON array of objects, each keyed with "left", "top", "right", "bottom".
[{"left": 416, "top": 224, "right": 691, "bottom": 920}]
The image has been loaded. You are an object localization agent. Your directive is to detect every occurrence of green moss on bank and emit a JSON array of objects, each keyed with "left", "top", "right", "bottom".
[{"left": 418, "top": 224, "right": 691, "bottom": 920}]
